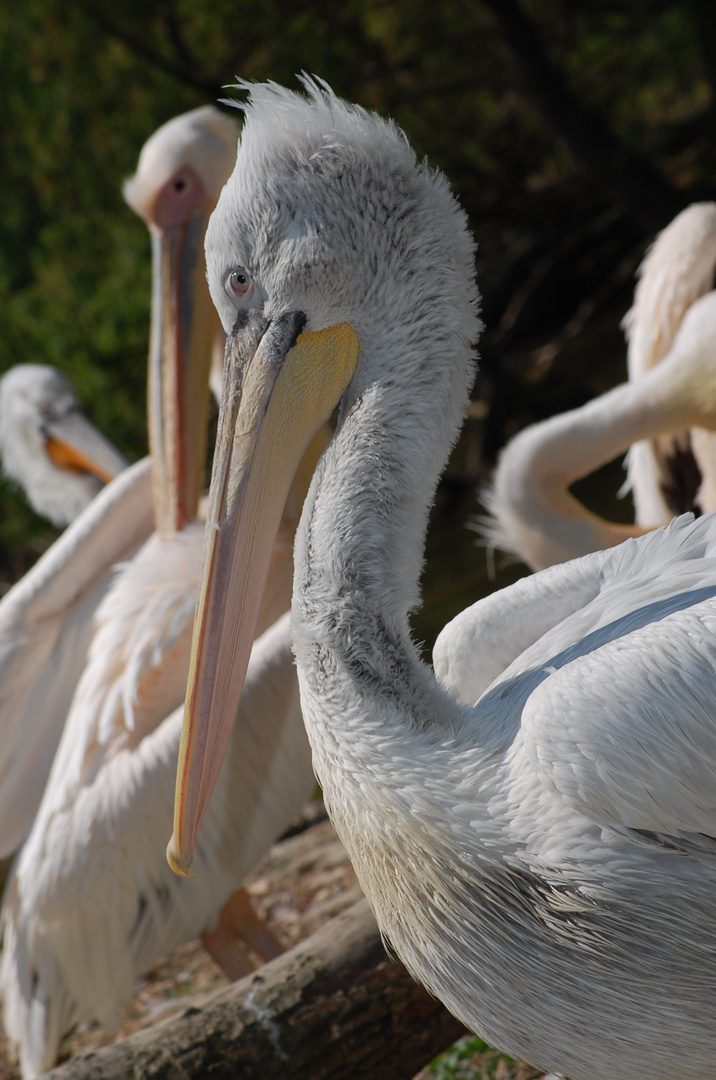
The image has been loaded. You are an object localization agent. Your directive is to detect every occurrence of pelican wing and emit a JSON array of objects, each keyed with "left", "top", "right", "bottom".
[
  {"left": 1, "top": 614, "right": 311, "bottom": 1078},
  {"left": 41, "top": 499, "right": 302, "bottom": 811},
  {"left": 433, "top": 545, "right": 616, "bottom": 706},
  {"left": 508, "top": 515, "right": 716, "bottom": 838},
  {"left": 0, "top": 458, "right": 154, "bottom": 857},
  {"left": 63, "top": 527, "right": 204, "bottom": 772},
  {"left": 520, "top": 602, "right": 716, "bottom": 838}
]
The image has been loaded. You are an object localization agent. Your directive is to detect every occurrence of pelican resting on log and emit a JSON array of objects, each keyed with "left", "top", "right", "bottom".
[
  {"left": 169, "top": 79, "right": 716, "bottom": 1080},
  {"left": 484, "top": 201, "right": 716, "bottom": 570},
  {"left": 0, "top": 363, "right": 128, "bottom": 526},
  {"left": 1, "top": 106, "right": 318, "bottom": 1078}
]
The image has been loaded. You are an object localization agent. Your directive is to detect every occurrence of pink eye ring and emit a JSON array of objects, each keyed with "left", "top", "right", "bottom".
[{"left": 227, "top": 269, "right": 251, "bottom": 299}]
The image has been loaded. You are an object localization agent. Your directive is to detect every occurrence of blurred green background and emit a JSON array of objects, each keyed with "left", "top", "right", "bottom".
[{"left": 1, "top": 0, "right": 713, "bottom": 629}]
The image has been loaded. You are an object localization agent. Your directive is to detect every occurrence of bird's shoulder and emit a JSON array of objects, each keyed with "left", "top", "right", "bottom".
[{"left": 483, "top": 514, "right": 716, "bottom": 838}]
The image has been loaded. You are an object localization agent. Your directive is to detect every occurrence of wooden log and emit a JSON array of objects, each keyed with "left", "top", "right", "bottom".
[{"left": 45, "top": 899, "right": 466, "bottom": 1080}]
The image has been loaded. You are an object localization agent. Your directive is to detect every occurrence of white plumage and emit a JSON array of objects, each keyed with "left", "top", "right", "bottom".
[
  {"left": 0, "top": 363, "right": 128, "bottom": 526},
  {"left": 171, "top": 80, "right": 716, "bottom": 1080},
  {"left": 0, "top": 457, "right": 154, "bottom": 860},
  {"left": 1, "top": 105, "right": 316, "bottom": 1078},
  {"left": 484, "top": 201, "right": 716, "bottom": 570},
  {"left": 2, "top": 611, "right": 307, "bottom": 1074},
  {"left": 623, "top": 201, "right": 716, "bottom": 524}
]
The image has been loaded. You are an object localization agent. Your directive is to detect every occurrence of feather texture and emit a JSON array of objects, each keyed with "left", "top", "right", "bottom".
[{"left": 181, "top": 80, "right": 716, "bottom": 1080}]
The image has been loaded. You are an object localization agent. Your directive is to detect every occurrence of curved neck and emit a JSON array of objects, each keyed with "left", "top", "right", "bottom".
[
  {"left": 292, "top": 344, "right": 473, "bottom": 745},
  {"left": 488, "top": 358, "right": 707, "bottom": 570}
]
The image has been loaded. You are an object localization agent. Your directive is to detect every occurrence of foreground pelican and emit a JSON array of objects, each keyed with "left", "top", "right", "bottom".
[
  {"left": 0, "top": 363, "right": 128, "bottom": 526},
  {"left": 1, "top": 106, "right": 318, "bottom": 1077},
  {"left": 485, "top": 202, "right": 716, "bottom": 570},
  {"left": 170, "top": 80, "right": 716, "bottom": 1080}
]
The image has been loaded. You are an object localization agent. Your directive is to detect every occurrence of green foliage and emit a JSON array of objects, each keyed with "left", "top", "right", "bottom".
[
  {"left": 0, "top": 0, "right": 711, "bottom": 574},
  {"left": 426, "top": 1033, "right": 541, "bottom": 1079}
]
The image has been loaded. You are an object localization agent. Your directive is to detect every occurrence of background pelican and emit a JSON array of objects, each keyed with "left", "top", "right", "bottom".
[
  {"left": 0, "top": 363, "right": 128, "bottom": 526},
  {"left": 1, "top": 105, "right": 320, "bottom": 1078},
  {"left": 0, "top": 456, "right": 154, "bottom": 861},
  {"left": 171, "top": 80, "right": 716, "bottom": 1080},
  {"left": 483, "top": 202, "right": 716, "bottom": 570},
  {"left": 622, "top": 201, "right": 716, "bottom": 525},
  {"left": 0, "top": 106, "right": 241, "bottom": 865}
]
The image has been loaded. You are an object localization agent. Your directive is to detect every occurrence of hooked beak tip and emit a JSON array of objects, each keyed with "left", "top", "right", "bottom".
[{"left": 166, "top": 835, "right": 196, "bottom": 878}]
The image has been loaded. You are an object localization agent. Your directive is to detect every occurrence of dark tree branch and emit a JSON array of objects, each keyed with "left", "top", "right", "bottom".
[
  {"left": 473, "top": 0, "right": 685, "bottom": 234},
  {"left": 44, "top": 900, "right": 465, "bottom": 1080}
]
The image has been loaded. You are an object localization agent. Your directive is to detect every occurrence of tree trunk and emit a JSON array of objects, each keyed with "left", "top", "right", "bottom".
[{"left": 45, "top": 899, "right": 466, "bottom": 1080}]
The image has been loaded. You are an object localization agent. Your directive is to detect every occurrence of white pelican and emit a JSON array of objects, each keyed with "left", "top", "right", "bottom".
[
  {"left": 1, "top": 105, "right": 320, "bottom": 1079},
  {"left": 0, "top": 106, "right": 240, "bottom": 864},
  {"left": 484, "top": 202, "right": 716, "bottom": 571},
  {"left": 0, "top": 363, "right": 128, "bottom": 526},
  {"left": 623, "top": 201, "right": 716, "bottom": 525},
  {"left": 170, "top": 79, "right": 716, "bottom": 1080}
]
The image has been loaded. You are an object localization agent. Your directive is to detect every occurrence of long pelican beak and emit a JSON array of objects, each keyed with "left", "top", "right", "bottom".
[
  {"left": 44, "top": 409, "right": 128, "bottom": 483},
  {"left": 168, "top": 309, "right": 359, "bottom": 875},
  {"left": 148, "top": 207, "right": 218, "bottom": 534}
]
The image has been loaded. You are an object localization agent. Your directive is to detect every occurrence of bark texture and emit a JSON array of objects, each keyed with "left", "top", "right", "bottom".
[{"left": 45, "top": 899, "right": 465, "bottom": 1080}]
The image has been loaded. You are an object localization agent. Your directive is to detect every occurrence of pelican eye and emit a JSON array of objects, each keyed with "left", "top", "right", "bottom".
[{"left": 226, "top": 269, "right": 253, "bottom": 303}]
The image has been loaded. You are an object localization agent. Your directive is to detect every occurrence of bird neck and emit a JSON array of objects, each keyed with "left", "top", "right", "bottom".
[
  {"left": 291, "top": 335, "right": 475, "bottom": 760},
  {"left": 487, "top": 360, "right": 707, "bottom": 571}
]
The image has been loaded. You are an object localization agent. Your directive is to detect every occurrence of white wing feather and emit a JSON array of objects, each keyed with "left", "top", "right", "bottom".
[
  {"left": 0, "top": 458, "right": 154, "bottom": 856},
  {"left": 1, "top": 614, "right": 312, "bottom": 1079},
  {"left": 433, "top": 545, "right": 616, "bottom": 706},
  {"left": 478, "top": 514, "right": 716, "bottom": 838},
  {"left": 520, "top": 603, "right": 716, "bottom": 836}
]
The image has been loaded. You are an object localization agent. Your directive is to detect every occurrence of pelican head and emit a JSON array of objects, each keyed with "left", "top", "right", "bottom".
[
  {"left": 124, "top": 106, "right": 238, "bottom": 226},
  {"left": 0, "top": 364, "right": 128, "bottom": 526},
  {"left": 170, "top": 77, "right": 479, "bottom": 870},
  {"left": 124, "top": 106, "right": 239, "bottom": 534}
]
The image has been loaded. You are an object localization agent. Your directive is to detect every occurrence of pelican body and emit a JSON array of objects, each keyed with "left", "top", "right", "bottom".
[
  {"left": 0, "top": 364, "right": 136, "bottom": 856},
  {"left": 170, "top": 81, "right": 716, "bottom": 1080}
]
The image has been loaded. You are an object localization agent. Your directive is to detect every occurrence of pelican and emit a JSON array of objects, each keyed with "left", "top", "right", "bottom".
[
  {"left": 170, "top": 79, "right": 716, "bottom": 1080},
  {"left": 1, "top": 105, "right": 320, "bottom": 1079},
  {"left": 623, "top": 201, "right": 716, "bottom": 525},
  {"left": 0, "top": 363, "right": 128, "bottom": 526},
  {"left": 0, "top": 105, "right": 240, "bottom": 864},
  {"left": 484, "top": 202, "right": 716, "bottom": 571}
]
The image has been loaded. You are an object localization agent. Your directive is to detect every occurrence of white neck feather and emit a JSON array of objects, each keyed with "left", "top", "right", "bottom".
[
  {"left": 485, "top": 354, "right": 712, "bottom": 570},
  {"left": 291, "top": 329, "right": 475, "bottom": 780}
]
